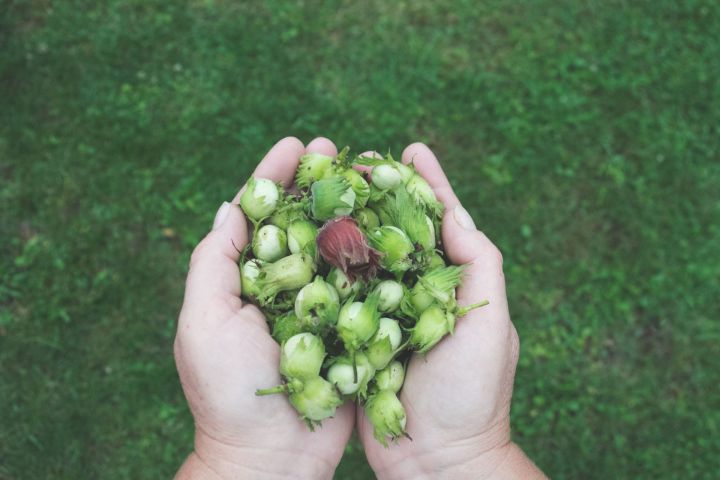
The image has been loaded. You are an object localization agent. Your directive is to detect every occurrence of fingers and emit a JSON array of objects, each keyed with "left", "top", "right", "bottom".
[
  {"left": 355, "top": 150, "right": 382, "bottom": 176},
  {"left": 232, "top": 137, "right": 305, "bottom": 204},
  {"left": 401, "top": 143, "right": 508, "bottom": 322},
  {"left": 401, "top": 143, "right": 460, "bottom": 208},
  {"left": 252, "top": 136, "right": 305, "bottom": 187},
  {"left": 442, "top": 206, "right": 509, "bottom": 323},
  {"left": 360, "top": 150, "right": 382, "bottom": 158},
  {"left": 305, "top": 136, "right": 338, "bottom": 156},
  {"left": 182, "top": 137, "right": 333, "bottom": 327},
  {"left": 191, "top": 137, "right": 326, "bottom": 312},
  {"left": 182, "top": 202, "right": 248, "bottom": 316},
  {"left": 184, "top": 137, "right": 333, "bottom": 313}
]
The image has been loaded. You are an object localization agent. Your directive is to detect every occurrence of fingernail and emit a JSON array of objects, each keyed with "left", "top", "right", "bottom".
[
  {"left": 453, "top": 205, "right": 476, "bottom": 231},
  {"left": 213, "top": 202, "right": 231, "bottom": 230}
]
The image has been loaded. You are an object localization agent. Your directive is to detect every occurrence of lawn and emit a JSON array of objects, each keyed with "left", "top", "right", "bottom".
[{"left": 1, "top": 0, "right": 719, "bottom": 478}]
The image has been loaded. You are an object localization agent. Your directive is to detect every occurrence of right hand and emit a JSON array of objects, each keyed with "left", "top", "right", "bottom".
[{"left": 358, "top": 143, "right": 543, "bottom": 479}]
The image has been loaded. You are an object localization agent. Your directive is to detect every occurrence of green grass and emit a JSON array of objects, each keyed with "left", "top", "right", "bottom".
[{"left": 2, "top": 0, "right": 719, "bottom": 478}]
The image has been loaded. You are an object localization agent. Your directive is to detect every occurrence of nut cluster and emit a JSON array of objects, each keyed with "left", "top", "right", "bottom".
[{"left": 240, "top": 148, "right": 487, "bottom": 446}]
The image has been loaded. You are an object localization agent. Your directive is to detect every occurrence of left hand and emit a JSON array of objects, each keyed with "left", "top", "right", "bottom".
[{"left": 174, "top": 137, "right": 355, "bottom": 480}]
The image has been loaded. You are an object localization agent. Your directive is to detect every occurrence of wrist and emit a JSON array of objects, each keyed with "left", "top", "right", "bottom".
[
  {"left": 181, "top": 429, "right": 337, "bottom": 480},
  {"left": 483, "top": 443, "right": 547, "bottom": 480},
  {"left": 373, "top": 420, "right": 515, "bottom": 480},
  {"left": 374, "top": 442, "right": 545, "bottom": 480},
  {"left": 377, "top": 445, "right": 513, "bottom": 480}
]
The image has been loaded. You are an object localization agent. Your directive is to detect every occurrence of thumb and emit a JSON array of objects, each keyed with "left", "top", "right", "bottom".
[
  {"left": 183, "top": 202, "right": 248, "bottom": 315},
  {"left": 442, "top": 204, "right": 509, "bottom": 325}
]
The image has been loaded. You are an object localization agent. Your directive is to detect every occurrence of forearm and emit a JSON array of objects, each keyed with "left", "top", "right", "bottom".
[
  {"left": 486, "top": 443, "right": 546, "bottom": 480},
  {"left": 175, "top": 453, "right": 223, "bottom": 480},
  {"left": 433, "top": 442, "right": 545, "bottom": 480},
  {"left": 175, "top": 451, "right": 337, "bottom": 480},
  {"left": 175, "top": 431, "right": 337, "bottom": 480},
  {"left": 374, "top": 442, "right": 545, "bottom": 480},
  {"left": 176, "top": 453, "right": 314, "bottom": 480}
]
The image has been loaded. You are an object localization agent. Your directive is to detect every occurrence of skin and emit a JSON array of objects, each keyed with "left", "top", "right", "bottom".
[
  {"left": 174, "top": 137, "right": 354, "bottom": 480},
  {"left": 175, "top": 138, "right": 545, "bottom": 479},
  {"left": 357, "top": 144, "right": 545, "bottom": 479}
]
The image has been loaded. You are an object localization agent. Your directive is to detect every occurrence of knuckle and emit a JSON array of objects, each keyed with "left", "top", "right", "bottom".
[
  {"left": 510, "top": 324, "right": 520, "bottom": 364},
  {"left": 489, "top": 244, "right": 504, "bottom": 267},
  {"left": 479, "top": 242, "right": 504, "bottom": 274},
  {"left": 469, "top": 233, "right": 504, "bottom": 272},
  {"left": 510, "top": 323, "right": 520, "bottom": 351},
  {"left": 189, "top": 237, "right": 210, "bottom": 268},
  {"left": 173, "top": 333, "right": 182, "bottom": 359},
  {"left": 435, "top": 185, "right": 455, "bottom": 202}
]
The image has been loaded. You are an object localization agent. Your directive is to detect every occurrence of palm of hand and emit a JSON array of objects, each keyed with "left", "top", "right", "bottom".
[
  {"left": 360, "top": 291, "right": 519, "bottom": 474},
  {"left": 175, "top": 298, "right": 354, "bottom": 469}
]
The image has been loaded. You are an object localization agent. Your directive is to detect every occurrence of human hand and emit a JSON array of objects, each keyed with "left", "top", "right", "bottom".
[
  {"left": 358, "top": 144, "right": 545, "bottom": 479},
  {"left": 174, "top": 137, "right": 355, "bottom": 480}
]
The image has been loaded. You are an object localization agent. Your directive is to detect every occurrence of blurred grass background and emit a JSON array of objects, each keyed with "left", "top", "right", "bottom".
[{"left": 1, "top": 0, "right": 719, "bottom": 478}]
